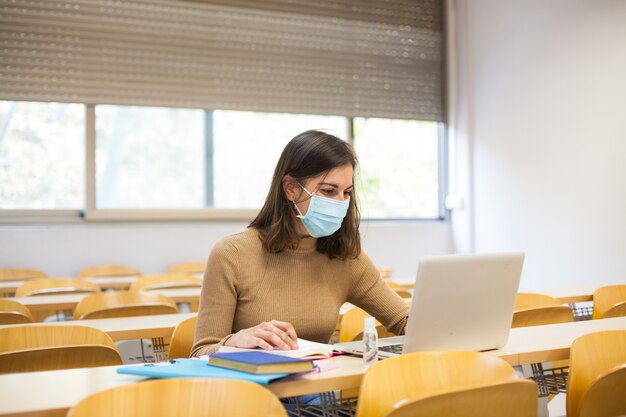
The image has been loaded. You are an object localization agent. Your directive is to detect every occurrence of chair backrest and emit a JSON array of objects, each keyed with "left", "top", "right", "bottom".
[
  {"left": 130, "top": 273, "right": 202, "bottom": 292},
  {"left": 0, "top": 268, "right": 47, "bottom": 282},
  {"left": 514, "top": 292, "right": 562, "bottom": 310},
  {"left": 384, "top": 379, "right": 538, "bottom": 417},
  {"left": 15, "top": 278, "right": 101, "bottom": 297},
  {"left": 338, "top": 306, "right": 395, "bottom": 343},
  {"left": 78, "top": 265, "right": 141, "bottom": 278},
  {"left": 168, "top": 315, "right": 197, "bottom": 359},
  {"left": 356, "top": 351, "right": 535, "bottom": 417},
  {"left": 593, "top": 285, "right": 626, "bottom": 319},
  {"left": 169, "top": 262, "right": 206, "bottom": 275},
  {"left": 67, "top": 377, "right": 288, "bottom": 417},
  {"left": 567, "top": 330, "right": 626, "bottom": 417},
  {"left": 73, "top": 290, "right": 179, "bottom": 320},
  {"left": 0, "top": 299, "right": 34, "bottom": 324},
  {"left": 577, "top": 364, "right": 626, "bottom": 417},
  {"left": 0, "top": 324, "right": 122, "bottom": 373},
  {"left": 512, "top": 306, "right": 573, "bottom": 328},
  {"left": 512, "top": 292, "right": 573, "bottom": 328}
]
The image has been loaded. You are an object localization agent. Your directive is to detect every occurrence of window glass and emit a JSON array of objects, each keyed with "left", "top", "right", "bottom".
[
  {"left": 354, "top": 118, "right": 440, "bottom": 219},
  {"left": 212, "top": 111, "right": 348, "bottom": 208},
  {"left": 95, "top": 105, "right": 205, "bottom": 209},
  {"left": 0, "top": 101, "right": 85, "bottom": 209}
]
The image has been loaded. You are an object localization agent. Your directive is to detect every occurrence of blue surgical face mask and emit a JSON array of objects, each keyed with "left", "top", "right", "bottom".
[{"left": 293, "top": 185, "right": 350, "bottom": 238}]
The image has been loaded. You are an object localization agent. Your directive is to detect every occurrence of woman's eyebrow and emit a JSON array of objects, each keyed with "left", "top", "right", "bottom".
[{"left": 319, "top": 182, "right": 353, "bottom": 189}]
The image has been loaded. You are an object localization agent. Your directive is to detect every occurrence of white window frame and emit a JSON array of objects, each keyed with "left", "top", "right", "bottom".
[{"left": 0, "top": 104, "right": 446, "bottom": 224}]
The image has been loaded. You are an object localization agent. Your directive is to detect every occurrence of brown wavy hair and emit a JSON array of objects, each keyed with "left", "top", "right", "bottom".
[{"left": 249, "top": 130, "right": 361, "bottom": 259}]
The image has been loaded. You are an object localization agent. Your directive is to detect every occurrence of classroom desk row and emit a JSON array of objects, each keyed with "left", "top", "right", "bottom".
[
  {"left": 2, "top": 282, "right": 596, "bottom": 313},
  {"left": 9, "top": 287, "right": 202, "bottom": 313},
  {"left": 0, "top": 276, "right": 139, "bottom": 297},
  {"left": 1, "top": 316, "right": 625, "bottom": 417},
  {"left": 0, "top": 274, "right": 599, "bottom": 304}
]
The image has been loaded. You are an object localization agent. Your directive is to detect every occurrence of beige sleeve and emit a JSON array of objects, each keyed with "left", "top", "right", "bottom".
[
  {"left": 190, "top": 239, "right": 239, "bottom": 357},
  {"left": 347, "top": 252, "right": 410, "bottom": 336}
]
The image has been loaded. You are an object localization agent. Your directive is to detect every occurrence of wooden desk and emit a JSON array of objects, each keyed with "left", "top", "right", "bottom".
[
  {"left": 8, "top": 288, "right": 202, "bottom": 313},
  {"left": 385, "top": 279, "right": 600, "bottom": 304},
  {"left": 0, "top": 313, "right": 196, "bottom": 341},
  {"left": 0, "top": 356, "right": 366, "bottom": 417},
  {"left": 1, "top": 316, "right": 624, "bottom": 417}
]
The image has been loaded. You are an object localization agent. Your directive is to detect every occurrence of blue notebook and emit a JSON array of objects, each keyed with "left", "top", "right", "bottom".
[
  {"left": 209, "top": 351, "right": 314, "bottom": 374},
  {"left": 117, "top": 358, "right": 288, "bottom": 385}
]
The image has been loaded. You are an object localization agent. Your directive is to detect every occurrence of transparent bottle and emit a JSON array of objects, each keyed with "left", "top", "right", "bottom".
[{"left": 363, "top": 316, "right": 378, "bottom": 368}]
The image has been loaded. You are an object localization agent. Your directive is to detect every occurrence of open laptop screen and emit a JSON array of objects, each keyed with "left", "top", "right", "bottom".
[{"left": 334, "top": 252, "right": 524, "bottom": 357}]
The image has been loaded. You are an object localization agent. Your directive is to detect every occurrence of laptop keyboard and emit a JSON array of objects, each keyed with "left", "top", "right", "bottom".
[{"left": 378, "top": 343, "right": 403, "bottom": 354}]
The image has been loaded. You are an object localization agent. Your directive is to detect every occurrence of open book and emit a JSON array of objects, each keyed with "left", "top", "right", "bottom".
[{"left": 216, "top": 338, "right": 337, "bottom": 360}]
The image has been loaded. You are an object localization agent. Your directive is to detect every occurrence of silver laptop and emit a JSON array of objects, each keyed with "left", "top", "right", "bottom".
[{"left": 335, "top": 252, "right": 524, "bottom": 358}]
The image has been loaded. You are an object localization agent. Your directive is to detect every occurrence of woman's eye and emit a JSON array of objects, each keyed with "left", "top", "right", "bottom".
[{"left": 321, "top": 189, "right": 335, "bottom": 196}]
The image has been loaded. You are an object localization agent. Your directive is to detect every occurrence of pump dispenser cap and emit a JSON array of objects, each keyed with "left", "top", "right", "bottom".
[{"left": 364, "top": 316, "right": 376, "bottom": 330}]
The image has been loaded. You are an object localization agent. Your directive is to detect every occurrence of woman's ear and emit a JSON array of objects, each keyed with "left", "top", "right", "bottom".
[{"left": 282, "top": 175, "right": 299, "bottom": 201}]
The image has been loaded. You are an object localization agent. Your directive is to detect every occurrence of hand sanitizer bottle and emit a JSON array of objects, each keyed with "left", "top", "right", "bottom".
[{"left": 363, "top": 316, "right": 378, "bottom": 368}]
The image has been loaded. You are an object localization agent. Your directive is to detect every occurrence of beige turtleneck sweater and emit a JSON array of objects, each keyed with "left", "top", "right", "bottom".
[{"left": 191, "top": 228, "right": 409, "bottom": 357}]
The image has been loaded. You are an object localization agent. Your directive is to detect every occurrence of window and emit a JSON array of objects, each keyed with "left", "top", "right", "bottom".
[
  {"left": 1, "top": 101, "right": 443, "bottom": 220},
  {"left": 212, "top": 111, "right": 348, "bottom": 208},
  {"left": 354, "top": 118, "right": 440, "bottom": 219},
  {"left": 95, "top": 105, "right": 205, "bottom": 209},
  {"left": 0, "top": 101, "right": 85, "bottom": 209}
]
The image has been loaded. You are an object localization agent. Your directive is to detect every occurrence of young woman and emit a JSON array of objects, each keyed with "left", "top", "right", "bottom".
[{"left": 191, "top": 130, "right": 408, "bottom": 357}]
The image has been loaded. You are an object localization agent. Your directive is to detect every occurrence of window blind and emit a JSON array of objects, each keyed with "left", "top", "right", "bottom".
[{"left": 0, "top": 0, "right": 443, "bottom": 120}]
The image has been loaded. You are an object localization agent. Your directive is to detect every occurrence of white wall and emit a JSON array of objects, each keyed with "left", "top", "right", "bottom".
[
  {"left": 0, "top": 221, "right": 452, "bottom": 279},
  {"left": 452, "top": 0, "right": 626, "bottom": 291}
]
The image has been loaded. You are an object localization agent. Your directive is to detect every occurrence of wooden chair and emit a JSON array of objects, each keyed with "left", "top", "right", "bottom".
[
  {"left": 130, "top": 274, "right": 202, "bottom": 292},
  {"left": 512, "top": 293, "right": 573, "bottom": 328},
  {"left": 15, "top": 278, "right": 101, "bottom": 321},
  {"left": 567, "top": 330, "right": 626, "bottom": 417},
  {"left": 74, "top": 290, "right": 179, "bottom": 362},
  {"left": 384, "top": 380, "right": 538, "bottom": 417},
  {"left": 0, "top": 299, "right": 34, "bottom": 325},
  {"left": 78, "top": 265, "right": 141, "bottom": 279},
  {"left": 168, "top": 315, "right": 197, "bottom": 359},
  {"left": 73, "top": 290, "right": 178, "bottom": 320},
  {"left": 575, "top": 364, "right": 626, "bottom": 417},
  {"left": 67, "top": 377, "right": 288, "bottom": 417},
  {"left": 338, "top": 306, "right": 395, "bottom": 343},
  {"left": 0, "top": 268, "right": 47, "bottom": 281},
  {"left": 15, "top": 278, "right": 100, "bottom": 297},
  {"left": 593, "top": 285, "right": 626, "bottom": 319},
  {"left": 355, "top": 351, "right": 538, "bottom": 417},
  {"left": 169, "top": 262, "right": 206, "bottom": 276},
  {"left": 0, "top": 324, "right": 122, "bottom": 373},
  {"left": 515, "top": 292, "right": 564, "bottom": 310}
]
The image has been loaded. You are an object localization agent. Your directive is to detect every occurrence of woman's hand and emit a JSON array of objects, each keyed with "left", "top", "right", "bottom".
[{"left": 225, "top": 320, "right": 299, "bottom": 351}]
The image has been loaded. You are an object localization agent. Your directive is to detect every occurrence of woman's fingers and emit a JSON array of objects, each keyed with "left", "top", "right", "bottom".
[
  {"left": 226, "top": 320, "right": 300, "bottom": 350},
  {"left": 254, "top": 328, "right": 291, "bottom": 350},
  {"left": 269, "top": 320, "right": 299, "bottom": 348}
]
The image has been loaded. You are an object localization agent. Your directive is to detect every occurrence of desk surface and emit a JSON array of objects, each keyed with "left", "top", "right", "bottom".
[
  {"left": 1, "top": 316, "right": 625, "bottom": 417},
  {"left": 8, "top": 287, "right": 202, "bottom": 312},
  {"left": 0, "top": 304, "right": 354, "bottom": 340},
  {"left": 0, "top": 312, "right": 197, "bottom": 341}
]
